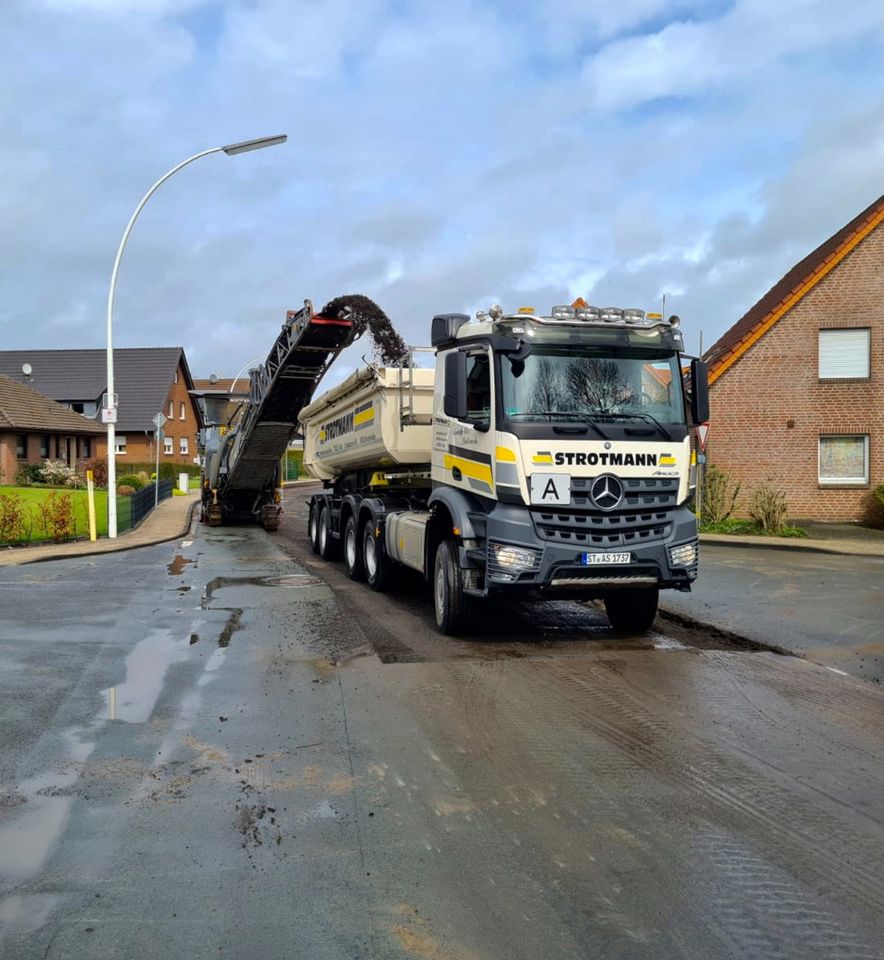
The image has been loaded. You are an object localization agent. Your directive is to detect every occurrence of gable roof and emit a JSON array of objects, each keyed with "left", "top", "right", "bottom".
[
  {"left": 0, "top": 374, "right": 104, "bottom": 434},
  {"left": 705, "top": 194, "right": 884, "bottom": 384},
  {"left": 0, "top": 348, "right": 197, "bottom": 432}
]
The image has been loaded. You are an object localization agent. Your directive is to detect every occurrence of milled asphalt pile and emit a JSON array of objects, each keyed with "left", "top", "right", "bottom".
[{"left": 319, "top": 294, "right": 407, "bottom": 365}]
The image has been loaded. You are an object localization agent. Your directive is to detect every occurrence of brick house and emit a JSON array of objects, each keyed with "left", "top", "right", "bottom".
[
  {"left": 704, "top": 194, "right": 884, "bottom": 522},
  {"left": 0, "top": 373, "right": 105, "bottom": 481},
  {"left": 0, "top": 348, "right": 202, "bottom": 467}
]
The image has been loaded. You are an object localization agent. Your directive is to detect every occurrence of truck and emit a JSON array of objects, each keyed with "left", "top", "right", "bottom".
[{"left": 302, "top": 303, "right": 709, "bottom": 635}]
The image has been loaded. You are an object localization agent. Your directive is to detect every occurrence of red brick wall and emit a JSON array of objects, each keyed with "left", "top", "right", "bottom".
[
  {"left": 114, "top": 360, "right": 201, "bottom": 468},
  {"left": 708, "top": 222, "right": 884, "bottom": 522},
  {"left": 0, "top": 431, "right": 107, "bottom": 483}
]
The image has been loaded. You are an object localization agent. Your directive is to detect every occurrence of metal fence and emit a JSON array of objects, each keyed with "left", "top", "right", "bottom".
[{"left": 117, "top": 479, "right": 174, "bottom": 533}]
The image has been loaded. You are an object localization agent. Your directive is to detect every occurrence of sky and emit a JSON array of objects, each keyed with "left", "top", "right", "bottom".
[{"left": 1, "top": 0, "right": 882, "bottom": 387}]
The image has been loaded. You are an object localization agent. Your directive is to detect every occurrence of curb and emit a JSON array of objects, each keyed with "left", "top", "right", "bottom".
[
  {"left": 699, "top": 534, "right": 884, "bottom": 558},
  {"left": 1, "top": 501, "right": 199, "bottom": 567}
]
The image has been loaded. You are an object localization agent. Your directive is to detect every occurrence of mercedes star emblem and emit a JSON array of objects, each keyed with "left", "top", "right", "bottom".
[{"left": 590, "top": 474, "right": 624, "bottom": 511}]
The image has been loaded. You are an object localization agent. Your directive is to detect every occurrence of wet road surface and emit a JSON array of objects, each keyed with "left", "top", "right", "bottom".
[
  {"left": 662, "top": 544, "right": 884, "bottom": 683},
  {"left": 0, "top": 487, "right": 882, "bottom": 959}
]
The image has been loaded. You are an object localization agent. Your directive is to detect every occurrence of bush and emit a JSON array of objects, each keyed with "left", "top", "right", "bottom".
[
  {"left": 116, "top": 485, "right": 136, "bottom": 496},
  {"left": 0, "top": 492, "right": 28, "bottom": 544},
  {"left": 701, "top": 465, "right": 740, "bottom": 525},
  {"left": 15, "top": 463, "right": 42, "bottom": 486},
  {"left": 38, "top": 459, "right": 78, "bottom": 487},
  {"left": 748, "top": 480, "right": 789, "bottom": 534},
  {"left": 83, "top": 458, "right": 108, "bottom": 488},
  {"left": 118, "top": 474, "right": 145, "bottom": 491},
  {"left": 862, "top": 483, "right": 884, "bottom": 529},
  {"left": 135, "top": 471, "right": 150, "bottom": 485},
  {"left": 35, "top": 492, "right": 77, "bottom": 542}
]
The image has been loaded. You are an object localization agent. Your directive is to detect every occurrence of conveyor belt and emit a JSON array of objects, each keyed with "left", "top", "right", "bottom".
[{"left": 221, "top": 302, "right": 354, "bottom": 494}]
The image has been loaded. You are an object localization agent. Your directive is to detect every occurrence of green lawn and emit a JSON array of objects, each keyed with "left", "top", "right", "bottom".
[{"left": 0, "top": 485, "right": 110, "bottom": 542}]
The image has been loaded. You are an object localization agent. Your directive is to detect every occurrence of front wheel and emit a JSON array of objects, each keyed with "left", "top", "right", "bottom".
[
  {"left": 433, "top": 539, "right": 469, "bottom": 636},
  {"left": 344, "top": 516, "right": 365, "bottom": 581},
  {"left": 604, "top": 587, "right": 659, "bottom": 634}
]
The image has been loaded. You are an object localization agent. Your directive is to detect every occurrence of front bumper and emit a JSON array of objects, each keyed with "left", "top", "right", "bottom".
[{"left": 469, "top": 502, "right": 698, "bottom": 597}]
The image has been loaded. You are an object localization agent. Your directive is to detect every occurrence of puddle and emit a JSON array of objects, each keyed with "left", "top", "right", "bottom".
[
  {"left": 0, "top": 796, "right": 72, "bottom": 882},
  {"left": 167, "top": 555, "right": 195, "bottom": 575},
  {"left": 100, "top": 629, "right": 190, "bottom": 723},
  {"left": 201, "top": 574, "right": 321, "bottom": 607},
  {"left": 219, "top": 609, "right": 244, "bottom": 648},
  {"left": 0, "top": 893, "right": 64, "bottom": 933}
]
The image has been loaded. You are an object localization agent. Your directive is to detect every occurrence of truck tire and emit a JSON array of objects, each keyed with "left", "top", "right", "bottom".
[
  {"left": 308, "top": 502, "right": 321, "bottom": 554},
  {"left": 433, "top": 539, "right": 469, "bottom": 636},
  {"left": 363, "top": 522, "right": 390, "bottom": 592},
  {"left": 343, "top": 516, "right": 365, "bottom": 581},
  {"left": 318, "top": 505, "right": 340, "bottom": 561},
  {"left": 604, "top": 587, "right": 659, "bottom": 634}
]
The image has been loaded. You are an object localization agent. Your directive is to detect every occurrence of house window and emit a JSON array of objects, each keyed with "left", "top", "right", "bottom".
[
  {"left": 16, "top": 434, "right": 28, "bottom": 459},
  {"left": 179, "top": 437, "right": 189, "bottom": 456},
  {"left": 174, "top": 370, "right": 179, "bottom": 384},
  {"left": 40, "top": 435, "right": 50, "bottom": 458},
  {"left": 180, "top": 402, "right": 186, "bottom": 421},
  {"left": 164, "top": 437, "right": 173, "bottom": 455},
  {"left": 81, "top": 437, "right": 92, "bottom": 459},
  {"left": 114, "top": 435, "right": 127, "bottom": 455},
  {"left": 819, "top": 435, "right": 869, "bottom": 485},
  {"left": 168, "top": 400, "right": 174, "bottom": 418},
  {"left": 819, "top": 329, "right": 870, "bottom": 379}
]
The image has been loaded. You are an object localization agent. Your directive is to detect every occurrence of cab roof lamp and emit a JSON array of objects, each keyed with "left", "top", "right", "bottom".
[
  {"left": 551, "top": 304, "right": 576, "bottom": 319},
  {"left": 517, "top": 306, "right": 535, "bottom": 314},
  {"left": 472, "top": 302, "right": 682, "bottom": 327}
]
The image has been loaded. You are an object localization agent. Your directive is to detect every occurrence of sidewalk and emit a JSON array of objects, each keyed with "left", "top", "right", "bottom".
[
  {"left": 0, "top": 493, "right": 199, "bottom": 567},
  {"left": 700, "top": 521, "right": 884, "bottom": 557}
]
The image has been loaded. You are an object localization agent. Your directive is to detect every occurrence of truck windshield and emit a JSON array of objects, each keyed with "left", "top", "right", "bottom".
[{"left": 500, "top": 347, "right": 685, "bottom": 425}]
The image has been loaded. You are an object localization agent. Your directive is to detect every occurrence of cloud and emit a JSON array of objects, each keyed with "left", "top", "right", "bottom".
[{"left": 0, "top": 0, "right": 880, "bottom": 381}]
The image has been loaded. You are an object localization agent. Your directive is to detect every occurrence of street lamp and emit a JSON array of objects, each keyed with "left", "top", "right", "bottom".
[{"left": 104, "top": 135, "right": 287, "bottom": 537}]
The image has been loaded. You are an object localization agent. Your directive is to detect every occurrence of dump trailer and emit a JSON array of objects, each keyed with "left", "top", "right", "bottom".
[
  {"left": 200, "top": 300, "right": 357, "bottom": 529},
  {"left": 303, "top": 303, "right": 709, "bottom": 635}
]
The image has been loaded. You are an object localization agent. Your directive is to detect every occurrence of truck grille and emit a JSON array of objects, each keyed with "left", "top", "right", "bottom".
[{"left": 531, "top": 478, "right": 679, "bottom": 549}]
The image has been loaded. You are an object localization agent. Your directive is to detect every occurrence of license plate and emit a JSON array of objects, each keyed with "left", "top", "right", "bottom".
[{"left": 581, "top": 552, "right": 631, "bottom": 565}]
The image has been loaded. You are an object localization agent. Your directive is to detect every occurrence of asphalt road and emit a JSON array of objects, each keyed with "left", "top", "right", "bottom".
[
  {"left": 662, "top": 544, "right": 884, "bottom": 683},
  {"left": 0, "top": 485, "right": 882, "bottom": 959}
]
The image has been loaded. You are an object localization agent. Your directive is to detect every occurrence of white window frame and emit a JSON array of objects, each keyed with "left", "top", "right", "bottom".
[
  {"left": 168, "top": 400, "right": 174, "bottom": 418},
  {"left": 174, "top": 370, "right": 179, "bottom": 384},
  {"left": 164, "top": 436, "right": 173, "bottom": 455},
  {"left": 818, "top": 434, "right": 869, "bottom": 485},
  {"left": 179, "top": 402, "right": 186, "bottom": 421},
  {"left": 114, "top": 435, "right": 127, "bottom": 455},
  {"left": 179, "top": 437, "right": 189, "bottom": 456},
  {"left": 818, "top": 328, "right": 871, "bottom": 380}
]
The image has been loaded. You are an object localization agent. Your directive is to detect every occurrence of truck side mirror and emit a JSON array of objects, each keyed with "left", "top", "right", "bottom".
[
  {"left": 443, "top": 352, "right": 468, "bottom": 420},
  {"left": 690, "top": 358, "right": 710, "bottom": 425}
]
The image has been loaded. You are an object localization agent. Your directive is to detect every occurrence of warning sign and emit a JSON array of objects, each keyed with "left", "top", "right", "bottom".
[{"left": 696, "top": 423, "right": 710, "bottom": 452}]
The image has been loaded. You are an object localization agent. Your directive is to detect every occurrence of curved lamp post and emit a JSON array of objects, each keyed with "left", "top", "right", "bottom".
[{"left": 105, "top": 135, "right": 287, "bottom": 537}]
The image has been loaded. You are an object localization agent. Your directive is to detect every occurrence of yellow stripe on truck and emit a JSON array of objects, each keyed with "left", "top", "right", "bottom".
[
  {"left": 353, "top": 408, "right": 374, "bottom": 426},
  {"left": 532, "top": 454, "right": 553, "bottom": 464},
  {"left": 495, "top": 446, "right": 516, "bottom": 462},
  {"left": 443, "top": 454, "right": 493, "bottom": 485}
]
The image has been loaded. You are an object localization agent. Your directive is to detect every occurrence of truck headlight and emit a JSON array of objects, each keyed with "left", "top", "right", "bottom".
[
  {"left": 488, "top": 541, "right": 542, "bottom": 581},
  {"left": 669, "top": 542, "right": 697, "bottom": 567}
]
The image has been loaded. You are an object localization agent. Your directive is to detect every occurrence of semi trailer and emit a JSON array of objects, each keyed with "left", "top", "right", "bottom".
[{"left": 303, "top": 303, "right": 709, "bottom": 635}]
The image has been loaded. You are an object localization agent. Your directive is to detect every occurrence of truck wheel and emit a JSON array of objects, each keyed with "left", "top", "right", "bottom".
[
  {"left": 433, "top": 540, "right": 469, "bottom": 636},
  {"left": 343, "top": 516, "right": 365, "bottom": 581},
  {"left": 318, "top": 506, "right": 340, "bottom": 560},
  {"left": 363, "top": 522, "right": 390, "bottom": 592},
  {"left": 308, "top": 503, "right": 321, "bottom": 554},
  {"left": 604, "top": 588, "right": 659, "bottom": 634}
]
